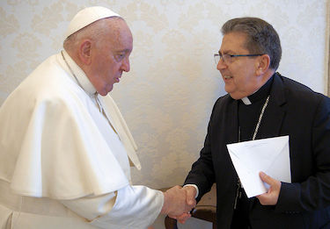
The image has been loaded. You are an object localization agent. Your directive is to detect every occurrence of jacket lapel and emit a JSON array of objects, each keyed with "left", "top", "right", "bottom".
[{"left": 257, "top": 73, "right": 287, "bottom": 139}]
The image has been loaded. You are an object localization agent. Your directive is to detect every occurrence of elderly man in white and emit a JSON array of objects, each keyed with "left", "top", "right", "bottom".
[{"left": 0, "top": 6, "right": 196, "bottom": 229}]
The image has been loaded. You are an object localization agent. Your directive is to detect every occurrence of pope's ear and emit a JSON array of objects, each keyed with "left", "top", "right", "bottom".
[
  {"left": 79, "top": 39, "right": 92, "bottom": 65},
  {"left": 256, "top": 54, "right": 271, "bottom": 75}
]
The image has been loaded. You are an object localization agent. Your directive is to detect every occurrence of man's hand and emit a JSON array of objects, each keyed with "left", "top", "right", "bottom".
[
  {"left": 171, "top": 212, "right": 191, "bottom": 224},
  {"left": 161, "top": 185, "right": 196, "bottom": 217},
  {"left": 167, "top": 186, "right": 197, "bottom": 224},
  {"left": 257, "top": 171, "right": 281, "bottom": 205}
]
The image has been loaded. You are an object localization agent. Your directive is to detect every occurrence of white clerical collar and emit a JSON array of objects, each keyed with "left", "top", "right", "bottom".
[
  {"left": 241, "top": 97, "right": 252, "bottom": 105},
  {"left": 61, "top": 50, "right": 97, "bottom": 96}
]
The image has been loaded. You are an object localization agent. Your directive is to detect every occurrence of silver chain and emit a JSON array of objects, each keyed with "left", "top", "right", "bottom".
[{"left": 252, "top": 95, "right": 270, "bottom": 140}]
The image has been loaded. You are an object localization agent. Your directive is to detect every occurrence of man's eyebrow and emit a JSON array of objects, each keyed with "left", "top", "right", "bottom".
[
  {"left": 219, "top": 50, "right": 234, "bottom": 55},
  {"left": 115, "top": 49, "right": 132, "bottom": 53}
]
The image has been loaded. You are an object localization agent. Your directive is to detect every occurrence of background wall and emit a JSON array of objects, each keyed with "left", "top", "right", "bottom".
[{"left": 0, "top": 0, "right": 329, "bottom": 228}]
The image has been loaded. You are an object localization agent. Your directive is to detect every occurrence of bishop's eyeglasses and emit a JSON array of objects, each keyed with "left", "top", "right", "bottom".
[{"left": 214, "top": 53, "right": 264, "bottom": 64}]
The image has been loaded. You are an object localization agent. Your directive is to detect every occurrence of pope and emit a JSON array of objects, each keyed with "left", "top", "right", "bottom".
[{"left": 0, "top": 6, "right": 195, "bottom": 229}]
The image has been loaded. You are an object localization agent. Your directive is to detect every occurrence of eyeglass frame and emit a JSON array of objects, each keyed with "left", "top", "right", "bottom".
[{"left": 214, "top": 53, "right": 265, "bottom": 64}]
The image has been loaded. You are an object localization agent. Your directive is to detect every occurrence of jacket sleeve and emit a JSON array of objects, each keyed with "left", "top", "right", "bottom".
[{"left": 60, "top": 185, "right": 164, "bottom": 229}]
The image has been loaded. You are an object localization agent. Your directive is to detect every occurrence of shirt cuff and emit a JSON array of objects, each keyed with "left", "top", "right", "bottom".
[{"left": 183, "top": 184, "right": 199, "bottom": 198}]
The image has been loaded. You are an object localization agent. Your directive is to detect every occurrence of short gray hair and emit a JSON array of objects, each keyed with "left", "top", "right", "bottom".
[{"left": 221, "top": 17, "right": 282, "bottom": 70}]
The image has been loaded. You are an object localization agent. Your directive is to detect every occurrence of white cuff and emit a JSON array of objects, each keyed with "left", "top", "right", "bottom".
[{"left": 183, "top": 184, "right": 199, "bottom": 198}]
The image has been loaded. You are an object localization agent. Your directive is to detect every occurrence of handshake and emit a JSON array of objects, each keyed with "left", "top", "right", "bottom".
[{"left": 161, "top": 185, "right": 197, "bottom": 223}]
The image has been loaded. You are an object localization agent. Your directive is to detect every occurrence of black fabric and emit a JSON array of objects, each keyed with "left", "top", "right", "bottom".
[
  {"left": 184, "top": 72, "right": 330, "bottom": 229},
  {"left": 238, "top": 75, "right": 273, "bottom": 142}
]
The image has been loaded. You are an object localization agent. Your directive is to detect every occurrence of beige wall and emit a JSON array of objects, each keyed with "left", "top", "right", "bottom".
[{"left": 0, "top": 1, "right": 329, "bottom": 227}]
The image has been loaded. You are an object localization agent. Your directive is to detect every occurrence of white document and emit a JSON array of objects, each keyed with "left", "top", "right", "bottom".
[{"left": 227, "top": 136, "right": 291, "bottom": 198}]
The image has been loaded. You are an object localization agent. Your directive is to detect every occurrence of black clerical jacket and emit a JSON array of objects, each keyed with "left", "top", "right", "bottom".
[{"left": 185, "top": 73, "right": 330, "bottom": 229}]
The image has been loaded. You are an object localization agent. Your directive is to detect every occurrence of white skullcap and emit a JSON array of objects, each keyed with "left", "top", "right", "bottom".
[{"left": 65, "top": 6, "right": 120, "bottom": 38}]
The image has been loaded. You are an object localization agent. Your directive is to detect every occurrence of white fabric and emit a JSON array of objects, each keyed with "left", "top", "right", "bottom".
[
  {"left": 0, "top": 205, "right": 97, "bottom": 229},
  {"left": 0, "top": 178, "right": 98, "bottom": 229},
  {"left": 0, "top": 52, "right": 138, "bottom": 199},
  {"left": 65, "top": 6, "right": 120, "bottom": 38},
  {"left": 0, "top": 180, "right": 163, "bottom": 229},
  {"left": 98, "top": 96, "right": 141, "bottom": 170},
  {"left": 63, "top": 51, "right": 141, "bottom": 170},
  {"left": 61, "top": 186, "right": 164, "bottom": 229},
  {"left": 241, "top": 96, "right": 252, "bottom": 105},
  {"left": 0, "top": 51, "right": 162, "bottom": 227},
  {"left": 183, "top": 184, "right": 199, "bottom": 198},
  {"left": 61, "top": 50, "right": 141, "bottom": 170},
  {"left": 0, "top": 204, "right": 11, "bottom": 229}
]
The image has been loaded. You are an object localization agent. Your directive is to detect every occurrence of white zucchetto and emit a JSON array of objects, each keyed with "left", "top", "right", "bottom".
[{"left": 65, "top": 6, "right": 120, "bottom": 38}]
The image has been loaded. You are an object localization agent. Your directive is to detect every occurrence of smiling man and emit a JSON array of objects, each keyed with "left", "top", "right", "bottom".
[
  {"left": 217, "top": 31, "right": 272, "bottom": 100},
  {"left": 178, "top": 17, "right": 330, "bottom": 229},
  {"left": 0, "top": 6, "right": 194, "bottom": 229}
]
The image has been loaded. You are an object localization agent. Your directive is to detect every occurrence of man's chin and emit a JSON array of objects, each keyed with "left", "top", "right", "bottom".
[
  {"left": 228, "top": 92, "right": 243, "bottom": 100},
  {"left": 107, "top": 85, "right": 114, "bottom": 94},
  {"left": 98, "top": 88, "right": 112, "bottom": 96}
]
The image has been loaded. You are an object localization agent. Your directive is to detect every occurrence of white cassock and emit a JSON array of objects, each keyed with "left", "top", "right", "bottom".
[{"left": 0, "top": 50, "right": 163, "bottom": 229}]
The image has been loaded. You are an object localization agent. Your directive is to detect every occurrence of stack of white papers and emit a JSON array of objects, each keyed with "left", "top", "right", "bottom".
[{"left": 227, "top": 136, "right": 291, "bottom": 198}]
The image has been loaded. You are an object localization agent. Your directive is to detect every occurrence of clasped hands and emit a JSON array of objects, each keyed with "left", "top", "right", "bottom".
[
  {"left": 161, "top": 185, "right": 197, "bottom": 224},
  {"left": 159, "top": 172, "right": 280, "bottom": 225}
]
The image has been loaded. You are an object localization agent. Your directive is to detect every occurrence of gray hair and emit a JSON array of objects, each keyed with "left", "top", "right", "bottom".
[{"left": 221, "top": 17, "right": 282, "bottom": 70}]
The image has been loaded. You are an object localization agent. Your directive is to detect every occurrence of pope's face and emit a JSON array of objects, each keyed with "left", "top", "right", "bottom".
[
  {"left": 217, "top": 32, "right": 262, "bottom": 100},
  {"left": 90, "top": 19, "right": 133, "bottom": 96}
]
